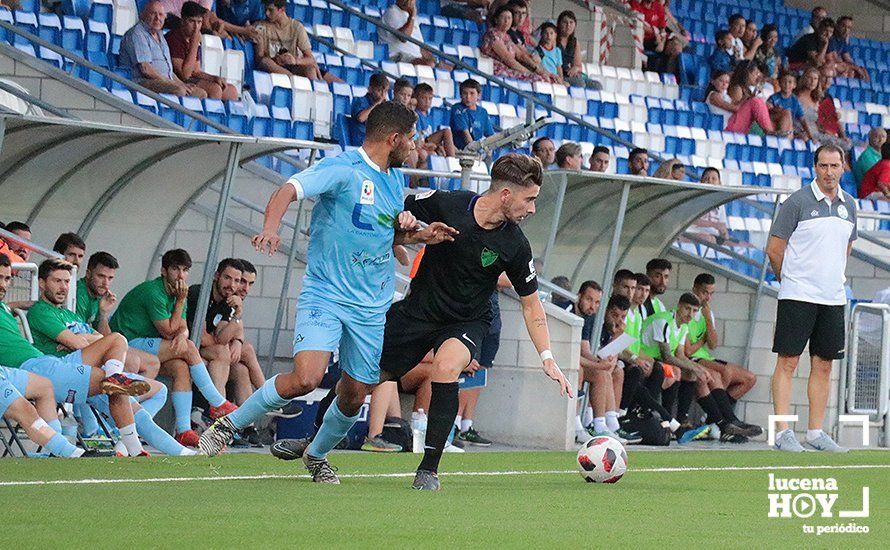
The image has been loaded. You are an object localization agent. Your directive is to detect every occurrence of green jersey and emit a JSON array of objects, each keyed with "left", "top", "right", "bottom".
[
  {"left": 76, "top": 278, "right": 102, "bottom": 329},
  {"left": 27, "top": 299, "right": 96, "bottom": 356},
  {"left": 640, "top": 310, "right": 688, "bottom": 361},
  {"left": 109, "top": 277, "right": 187, "bottom": 340},
  {"left": 625, "top": 308, "right": 643, "bottom": 355},
  {"left": 686, "top": 308, "right": 715, "bottom": 361},
  {"left": 0, "top": 302, "right": 43, "bottom": 368}
]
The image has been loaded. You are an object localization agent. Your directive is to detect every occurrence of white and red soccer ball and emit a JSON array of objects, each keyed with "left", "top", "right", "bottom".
[{"left": 577, "top": 436, "right": 628, "bottom": 483}]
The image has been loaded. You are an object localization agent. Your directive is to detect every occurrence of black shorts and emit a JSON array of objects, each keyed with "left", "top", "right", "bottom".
[
  {"left": 379, "top": 301, "right": 490, "bottom": 379},
  {"left": 773, "top": 300, "right": 846, "bottom": 360}
]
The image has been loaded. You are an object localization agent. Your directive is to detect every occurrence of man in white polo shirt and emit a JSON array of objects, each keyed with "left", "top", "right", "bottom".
[
  {"left": 381, "top": 0, "right": 436, "bottom": 66},
  {"left": 767, "top": 144, "right": 856, "bottom": 453}
]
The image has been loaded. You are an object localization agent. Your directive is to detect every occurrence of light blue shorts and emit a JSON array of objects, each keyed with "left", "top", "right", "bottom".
[
  {"left": 0, "top": 366, "right": 29, "bottom": 418},
  {"left": 292, "top": 292, "right": 386, "bottom": 385},
  {"left": 129, "top": 338, "right": 162, "bottom": 355},
  {"left": 19, "top": 355, "right": 92, "bottom": 405}
]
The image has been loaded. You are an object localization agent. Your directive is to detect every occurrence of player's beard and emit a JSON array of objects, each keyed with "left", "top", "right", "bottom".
[{"left": 388, "top": 151, "right": 406, "bottom": 169}]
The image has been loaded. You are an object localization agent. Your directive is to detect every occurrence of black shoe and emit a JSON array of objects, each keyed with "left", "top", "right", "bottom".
[
  {"left": 739, "top": 422, "right": 763, "bottom": 437},
  {"left": 229, "top": 433, "right": 250, "bottom": 448},
  {"left": 412, "top": 469, "right": 440, "bottom": 491},
  {"left": 720, "top": 432, "right": 749, "bottom": 444},
  {"left": 720, "top": 421, "right": 749, "bottom": 437},
  {"left": 266, "top": 401, "right": 303, "bottom": 419},
  {"left": 243, "top": 426, "right": 265, "bottom": 448}
]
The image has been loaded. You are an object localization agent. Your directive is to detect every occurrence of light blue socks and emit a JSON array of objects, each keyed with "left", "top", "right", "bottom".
[
  {"left": 229, "top": 375, "right": 289, "bottom": 429},
  {"left": 306, "top": 397, "right": 359, "bottom": 460},
  {"left": 171, "top": 391, "right": 193, "bottom": 433},
  {"left": 190, "top": 363, "right": 225, "bottom": 407}
]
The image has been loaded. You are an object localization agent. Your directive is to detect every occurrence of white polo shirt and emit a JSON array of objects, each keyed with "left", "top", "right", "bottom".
[
  {"left": 770, "top": 181, "right": 857, "bottom": 305},
  {"left": 381, "top": 5, "right": 423, "bottom": 61}
]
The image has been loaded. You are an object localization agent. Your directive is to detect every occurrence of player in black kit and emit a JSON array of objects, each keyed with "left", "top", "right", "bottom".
[{"left": 279, "top": 154, "right": 573, "bottom": 490}]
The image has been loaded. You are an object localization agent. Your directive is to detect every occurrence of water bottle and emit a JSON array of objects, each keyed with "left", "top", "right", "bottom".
[
  {"left": 411, "top": 409, "right": 427, "bottom": 454},
  {"left": 60, "top": 403, "right": 78, "bottom": 444}
]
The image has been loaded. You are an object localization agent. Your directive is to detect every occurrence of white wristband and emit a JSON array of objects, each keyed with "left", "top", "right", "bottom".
[{"left": 540, "top": 350, "right": 554, "bottom": 362}]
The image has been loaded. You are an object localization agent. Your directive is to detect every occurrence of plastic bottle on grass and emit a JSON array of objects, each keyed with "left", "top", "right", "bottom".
[{"left": 411, "top": 409, "right": 427, "bottom": 453}]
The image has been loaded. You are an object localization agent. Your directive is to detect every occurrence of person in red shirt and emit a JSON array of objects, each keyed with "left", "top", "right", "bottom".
[
  {"left": 860, "top": 142, "right": 890, "bottom": 199},
  {"left": 631, "top": 0, "right": 667, "bottom": 51},
  {"left": 165, "top": 1, "right": 238, "bottom": 100}
]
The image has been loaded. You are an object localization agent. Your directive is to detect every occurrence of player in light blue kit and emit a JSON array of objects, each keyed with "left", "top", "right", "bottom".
[{"left": 200, "top": 101, "right": 457, "bottom": 481}]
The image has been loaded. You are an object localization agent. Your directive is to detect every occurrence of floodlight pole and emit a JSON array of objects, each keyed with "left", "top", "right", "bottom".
[{"left": 191, "top": 142, "right": 242, "bottom": 347}]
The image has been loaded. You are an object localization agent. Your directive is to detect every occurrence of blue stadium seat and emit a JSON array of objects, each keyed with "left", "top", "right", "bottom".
[
  {"left": 226, "top": 101, "right": 250, "bottom": 134},
  {"left": 89, "top": 0, "right": 113, "bottom": 25},
  {"left": 37, "top": 12, "right": 61, "bottom": 44},
  {"left": 204, "top": 99, "right": 227, "bottom": 132},
  {"left": 60, "top": 15, "right": 84, "bottom": 52}
]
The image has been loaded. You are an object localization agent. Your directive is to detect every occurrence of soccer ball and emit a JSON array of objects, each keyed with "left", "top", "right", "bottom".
[{"left": 577, "top": 436, "right": 628, "bottom": 483}]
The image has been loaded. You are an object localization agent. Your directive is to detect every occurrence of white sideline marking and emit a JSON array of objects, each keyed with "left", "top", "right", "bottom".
[{"left": 1, "top": 464, "right": 889, "bottom": 488}]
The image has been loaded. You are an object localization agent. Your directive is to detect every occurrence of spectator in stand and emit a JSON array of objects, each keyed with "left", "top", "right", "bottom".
[
  {"left": 661, "top": 0, "right": 690, "bottom": 49},
  {"left": 450, "top": 78, "right": 494, "bottom": 150},
  {"left": 794, "top": 6, "right": 827, "bottom": 43},
  {"left": 120, "top": 1, "right": 208, "bottom": 97},
  {"left": 531, "top": 137, "right": 556, "bottom": 168},
  {"left": 787, "top": 17, "right": 835, "bottom": 72},
  {"left": 727, "top": 14, "right": 754, "bottom": 61},
  {"left": 709, "top": 30, "right": 736, "bottom": 75},
  {"left": 754, "top": 24, "right": 781, "bottom": 84},
  {"left": 254, "top": 0, "right": 340, "bottom": 83},
  {"left": 2, "top": 221, "right": 31, "bottom": 262},
  {"left": 350, "top": 73, "right": 390, "bottom": 145},
  {"left": 828, "top": 16, "right": 869, "bottom": 81},
  {"left": 631, "top": 0, "right": 667, "bottom": 53},
  {"left": 854, "top": 128, "right": 887, "bottom": 185},
  {"left": 481, "top": 6, "right": 551, "bottom": 82},
  {"left": 161, "top": 0, "right": 252, "bottom": 39},
  {"left": 555, "top": 142, "right": 583, "bottom": 170},
  {"left": 215, "top": 0, "right": 265, "bottom": 41},
  {"left": 550, "top": 275, "right": 574, "bottom": 310},
  {"left": 392, "top": 78, "right": 424, "bottom": 172},
  {"left": 535, "top": 22, "right": 565, "bottom": 84},
  {"left": 653, "top": 158, "right": 685, "bottom": 180},
  {"left": 166, "top": 2, "right": 238, "bottom": 101},
  {"left": 769, "top": 71, "right": 815, "bottom": 143},
  {"left": 556, "top": 11, "right": 601, "bottom": 89},
  {"left": 741, "top": 20, "right": 761, "bottom": 57},
  {"left": 413, "top": 83, "right": 457, "bottom": 160},
  {"left": 796, "top": 67, "right": 851, "bottom": 151},
  {"left": 688, "top": 168, "right": 730, "bottom": 244},
  {"left": 860, "top": 141, "right": 890, "bottom": 199},
  {"left": 53, "top": 233, "right": 86, "bottom": 268},
  {"left": 647, "top": 35, "right": 683, "bottom": 81},
  {"left": 0, "top": 223, "right": 25, "bottom": 265},
  {"left": 507, "top": 0, "right": 534, "bottom": 48},
  {"left": 589, "top": 146, "right": 610, "bottom": 172},
  {"left": 440, "top": 0, "right": 489, "bottom": 25},
  {"left": 723, "top": 60, "right": 792, "bottom": 136},
  {"left": 627, "top": 147, "right": 650, "bottom": 176},
  {"left": 109, "top": 249, "right": 238, "bottom": 448},
  {"left": 382, "top": 0, "right": 436, "bottom": 66}
]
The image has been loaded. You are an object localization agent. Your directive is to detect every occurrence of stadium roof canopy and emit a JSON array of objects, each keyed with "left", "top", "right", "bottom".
[
  {"left": 0, "top": 113, "right": 331, "bottom": 342},
  {"left": 524, "top": 170, "right": 789, "bottom": 285}
]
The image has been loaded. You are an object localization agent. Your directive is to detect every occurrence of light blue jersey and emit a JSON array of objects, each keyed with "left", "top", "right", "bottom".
[{"left": 289, "top": 147, "right": 406, "bottom": 314}]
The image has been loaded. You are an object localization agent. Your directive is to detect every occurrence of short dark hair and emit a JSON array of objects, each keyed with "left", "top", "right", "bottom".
[
  {"left": 592, "top": 145, "right": 609, "bottom": 156},
  {"left": 489, "top": 153, "right": 544, "bottom": 189},
  {"left": 4, "top": 221, "right": 30, "bottom": 233},
  {"left": 38, "top": 258, "right": 73, "bottom": 280},
  {"left": 818, "top": 17, "right": 835, "bottom": 31},
  {"left": 413, "top": 82, "right": 433, "bottom": 96},
  {"left": 53, "top": 232, "right": 85, "bottom": 254},
  {"left": 0, "top": 253, "right": 10, "bottom": 268},
  {"left": 813, "top": 144, "right": 846, "bottom": 165},
  {"left": 263, "top": 0, "right": 286, "bottom": 10},
  {"left": 180, "top": 1, "right": 207, "bottom": 18},
  {"left": 366, "top": 100, "right": 418, "bottom": 140},
  {"left": 728, "top": 13, "right": 745, "bottom": 25},
  {"left": 161, "top": 249, "right": 192, "bottom": 270},
  {"left": 760, "top": 23, "right": 777, "bottom": 39},
  {"left": 646, "top": 258, "right": 672, "bottom": 273},
  {"left": 613, "top": 269, "right": 635, "bottom": 285},
  {"left": 701, "top": 167, "right": 721, "bottom": 182},
  {"left": 551, "top": 275, "right": 571, "bottom": 291},
  {"left": 837, "top": 15, "right": 852, "bottom": 25},
  {"left": 538, "top": 21, "right": 557, "bottom": 37},
  {"left": 812, "top": 6, "right": 825, "bottom": 16},
  {"left": 607, "top": 294, "right": 631, "bottom": 311},
  {"left": 216, "top": 258, "right": 244, "bottom": 275},
  {"left": 715, "top": 29, "right": 731, "bottom": 42},
  {"left": 238, "top": 259, "right": 257, "bottom": 275},
  {"left": 634, "top": 273, "right": 651, "bottom": 286},
  {"left": 459, "top": 78, "right": 481, "bottom": 93},
  {"left": 368, "top": 72, "right": 389, "bottom": 90},
  {"left": 393, "top": 77, "right": 413, "bottom": 94},
  {"left": 532, "top": 137, "right": 553, "bottom": 152},
  {"left": 693, "top": 273, "right": 716, "bottom": 287},
  {"left": 87, "top": 251, "right": 119, "bottom": 271},
  {"left": 629, "top": 147, "right": 648, "bottom": 161},
  {"left": 881, "top": 141, "right": 890, "bottom": 160},
  {"left": 679, "top": 292, "right": 701, "bottom": 307},
  {"left": 578, "top": 280, "right": 602, "bottom": 295}
]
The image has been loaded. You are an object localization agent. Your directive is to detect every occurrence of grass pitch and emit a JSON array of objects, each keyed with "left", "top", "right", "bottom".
[{"left": 0, "top": 450, "right": 887, "bottom": 548}]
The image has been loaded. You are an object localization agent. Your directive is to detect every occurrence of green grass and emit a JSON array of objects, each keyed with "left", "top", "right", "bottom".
[{"left": 1, "top": 450, "right": 888, "bottom": 548}]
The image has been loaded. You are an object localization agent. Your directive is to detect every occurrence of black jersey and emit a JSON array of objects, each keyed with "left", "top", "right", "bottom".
[{"left": 402, "top": 190, "right": 538, "bottom": 324}]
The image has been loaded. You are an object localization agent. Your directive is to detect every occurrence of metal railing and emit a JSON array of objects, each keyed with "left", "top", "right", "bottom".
[{"left": 841, "top": 302, "right": 890, "bottom": 447}]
